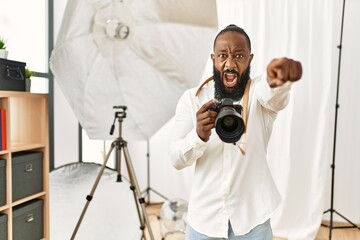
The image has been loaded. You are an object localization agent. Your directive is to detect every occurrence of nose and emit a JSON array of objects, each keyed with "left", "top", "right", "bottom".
[{"left": 225, "top": 56, "right": 236, "bottom": 70}]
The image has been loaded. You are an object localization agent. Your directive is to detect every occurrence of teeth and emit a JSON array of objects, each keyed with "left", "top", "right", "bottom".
[
  {"left": 225, "top": 73, "right": 236, "bottom": 77},
  {"left": 225, "top": 73, "right": 236, "bottom": 81}
]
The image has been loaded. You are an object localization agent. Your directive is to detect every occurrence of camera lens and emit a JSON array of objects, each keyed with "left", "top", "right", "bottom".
[
  {"left": 221, "top": 116, "right": 238, "bottom": 131},
  {"left": 215, "top": 108, "right": 244, "bottom": 143}
]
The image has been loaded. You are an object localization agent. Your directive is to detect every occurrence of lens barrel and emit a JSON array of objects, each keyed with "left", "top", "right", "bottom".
[{"left": 214, "top": 107, "right": 244, "bottom": 143}]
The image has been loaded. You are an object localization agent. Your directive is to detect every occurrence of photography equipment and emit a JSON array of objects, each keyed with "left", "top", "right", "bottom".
[
  {"left": 71, "top": 106, "right": 155, "bottom": 240},
  {"left": 209, "top": 98, "right": 245, "bottom": 143},
  {"left": 141, "top": 140, "right": 168, "bottom": 204},
  {"left": 322, "top": 0, "right": 360, "bottom": 239}
]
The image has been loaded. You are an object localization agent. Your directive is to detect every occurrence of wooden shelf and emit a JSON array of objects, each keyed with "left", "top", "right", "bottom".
[{"left": 0, "top": 91, "right": 49, "bottom": 240}]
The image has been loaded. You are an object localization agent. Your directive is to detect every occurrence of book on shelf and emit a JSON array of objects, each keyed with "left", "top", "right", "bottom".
[
  {"left": 0, "top": 109, "right": 6, "bottom": 150},
  {"left": 0, "top": 111, "right": 2, "bottom": 150}
]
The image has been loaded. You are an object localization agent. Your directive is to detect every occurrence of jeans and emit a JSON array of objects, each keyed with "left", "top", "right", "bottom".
[{"left": 185, "top": 219, "right": 272, "bottom": 240}]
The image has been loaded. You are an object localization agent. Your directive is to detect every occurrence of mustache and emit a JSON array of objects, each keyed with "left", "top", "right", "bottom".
[{"left": 223, "top": 69, "right": 240, "bottom": 76}]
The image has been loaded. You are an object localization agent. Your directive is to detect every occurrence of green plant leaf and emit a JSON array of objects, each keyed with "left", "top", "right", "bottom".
[
  {"left": 25, "top": 67, "right": 33, "bottom": 79},
  {"left": 0, "top": 36, "right": 7, "bottom": 49}
]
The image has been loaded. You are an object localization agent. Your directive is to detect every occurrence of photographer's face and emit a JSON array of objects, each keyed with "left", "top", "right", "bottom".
[{"left": 211, "top": 31, "right": 253, "bottom": 92}]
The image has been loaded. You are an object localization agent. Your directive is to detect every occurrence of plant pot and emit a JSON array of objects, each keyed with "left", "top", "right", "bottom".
[
  {"left": 0, "top": 49, "right": 8, "bottom": 59},
  {"left": 26, "top": 78, "right": 31, "bottom": 92}
]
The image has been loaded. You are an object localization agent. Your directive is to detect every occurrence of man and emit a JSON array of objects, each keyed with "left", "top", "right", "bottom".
[{"left": 168, "top": 24, "right": 302, "bottom": 240}]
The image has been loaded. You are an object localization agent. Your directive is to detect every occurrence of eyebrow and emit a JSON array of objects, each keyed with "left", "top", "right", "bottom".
[{"left": 216, "top": 48, "right": 248, "bottom": 53}]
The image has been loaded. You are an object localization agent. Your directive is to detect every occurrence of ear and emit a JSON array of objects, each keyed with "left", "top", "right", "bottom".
[
  {"left": 211, "top": 53, "right": 215, "bottom": 64},
  {"left": 249, "top": 53, "right": 254, "bottom": 64}
]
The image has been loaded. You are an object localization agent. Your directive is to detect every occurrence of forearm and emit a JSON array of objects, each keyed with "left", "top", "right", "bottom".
[
  {"left": 255, "top": 72, "right": 292, "bottom": 112},
  {"left": 168, "top": 91, "right": 208, "bottom": 170},
  {"left": 169, "top": 128, "right": 208, "bottom": 170}
]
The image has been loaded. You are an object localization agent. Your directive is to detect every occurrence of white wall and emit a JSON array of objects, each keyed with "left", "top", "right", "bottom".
[{"left": 53, "top": 0, "right": 79, "bottom": 169}]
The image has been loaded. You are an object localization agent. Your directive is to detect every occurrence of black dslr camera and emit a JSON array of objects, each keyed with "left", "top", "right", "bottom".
[{"left": 209, "top": 98, "right": 245, "bottom": 143}]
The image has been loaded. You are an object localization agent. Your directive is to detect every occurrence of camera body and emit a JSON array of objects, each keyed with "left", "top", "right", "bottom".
[
  {"left": 209, "top": 98, "right": 245, "bottom": 143},
  {"left": 209, "top": 98, "right": 242, "bottom": 113}
]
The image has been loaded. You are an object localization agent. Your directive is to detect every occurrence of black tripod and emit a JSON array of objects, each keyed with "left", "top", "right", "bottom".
[
  {"left": 321, "top": 0, "right": 360, "bottom": 238},
  {"left": 71, "top": 106, "right": 155, "bottom": 240}
]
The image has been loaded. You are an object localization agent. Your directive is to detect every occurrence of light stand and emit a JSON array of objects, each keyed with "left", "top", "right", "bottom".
[
  {"left": 142, "top": 140, "right": 168, "bottom": 204},
  {"left": 71, "top": 106, "right": 155, "bottom": 240},
  {"left": 321, "top": 0, "right": 360, "bottom": 238}
]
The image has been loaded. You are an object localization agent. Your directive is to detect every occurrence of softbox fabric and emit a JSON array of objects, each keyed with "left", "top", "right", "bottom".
[{"left": 50, "top": 0, "right": 218, "bottom": 140}]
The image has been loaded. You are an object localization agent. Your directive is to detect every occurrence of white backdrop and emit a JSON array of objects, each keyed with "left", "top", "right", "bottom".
[
  {"left": 53, "top": 0, "right": 360, "bottom": 239},
  {"left": 145, "top": 0, "right": 360, "bottom": 239}
]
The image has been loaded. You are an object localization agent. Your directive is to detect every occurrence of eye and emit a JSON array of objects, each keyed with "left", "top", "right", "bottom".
[
  {"left": 235, "top": 53, "right": 245, "bottom": 60},
  {"left": 218, "top": 53, "right": 227, "bottom": 59}
]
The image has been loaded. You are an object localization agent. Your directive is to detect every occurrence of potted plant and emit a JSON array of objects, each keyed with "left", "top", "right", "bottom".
[
  {"left": 25, "top": 67, "right": 33, "bottom": 91},
  {"left": 0, "top": 36, "right": 8, "bottom": 59}
]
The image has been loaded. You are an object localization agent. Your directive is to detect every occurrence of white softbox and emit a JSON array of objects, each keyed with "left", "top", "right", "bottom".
[{"left": 50, "top": 0, "right": 218, "bottom": 140}]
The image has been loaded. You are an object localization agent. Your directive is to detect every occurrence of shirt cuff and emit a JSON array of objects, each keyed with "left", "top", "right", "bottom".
[{"left": 186, "top": 128, "right": 209, "bottom": 149}]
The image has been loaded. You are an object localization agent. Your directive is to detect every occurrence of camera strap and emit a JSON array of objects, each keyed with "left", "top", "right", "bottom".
[
  {"left": 242, "top": 79, "right": 251, "bottom": 133},
  {"left": 237, "top": 79, "right": 251, "bottom": 155},
  {"left": 195, "top": 76, "right": 214, "bottom": 97}
]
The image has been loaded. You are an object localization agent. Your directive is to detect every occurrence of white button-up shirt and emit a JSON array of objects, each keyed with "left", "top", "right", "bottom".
[{"left": 169, "top": 73, "right": 292, "bottom": 238}]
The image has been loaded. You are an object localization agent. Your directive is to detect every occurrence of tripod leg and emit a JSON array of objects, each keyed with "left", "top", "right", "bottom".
[
  {"left": 334, "top": 210, "right": 360, "bottom": 229},
  {"left": 71, "top": 142, "right": 116, "bottom": 240},
  {"left": 129, "top": 180, "right": 147, "bottom": 238},
  {"left": 116, "top": 143, "right": 123, "bottom": 182},
  {"left": 124, "top": 151, "right": 146, "bottom": 236},
  {"left": 122, "top": 143, "right": 155, "bottom": 240}
]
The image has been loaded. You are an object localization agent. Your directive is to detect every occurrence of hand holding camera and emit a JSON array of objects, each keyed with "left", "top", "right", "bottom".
[
  {"left": 196, "top": 99, "right": 217, "bottom": 142},
  {"left": 196, "top": 98, "right": 245, "bottom": 143}
]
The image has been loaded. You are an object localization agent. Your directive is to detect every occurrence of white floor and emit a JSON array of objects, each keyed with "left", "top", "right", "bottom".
[{"left": 50, "top": 163, "right": 142, "bottom": 240}]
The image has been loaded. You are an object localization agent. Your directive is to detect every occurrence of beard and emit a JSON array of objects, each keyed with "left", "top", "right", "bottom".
[{"left": 213, "top": 65, "right": 251, "bottom": 101}]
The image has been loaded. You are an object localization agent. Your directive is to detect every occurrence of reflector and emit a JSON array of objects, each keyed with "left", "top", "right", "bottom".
[{"left": 50, "top": 0, "right": 218, "bottom": 140}]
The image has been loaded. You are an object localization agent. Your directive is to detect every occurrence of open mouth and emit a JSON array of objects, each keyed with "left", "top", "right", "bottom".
[{"left": 223, "top": 71, "right": 239, "bottom": 87}]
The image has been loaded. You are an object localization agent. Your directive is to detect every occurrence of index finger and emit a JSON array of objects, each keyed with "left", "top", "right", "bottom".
[
  {"left": 199, "top": 99, "right": 217, "bottom": 113},
  {"left": 268, "top": 58, "right": 289, "bottom": 80}
]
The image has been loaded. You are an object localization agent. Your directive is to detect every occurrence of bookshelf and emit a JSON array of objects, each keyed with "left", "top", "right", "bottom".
[{"left": 0, "top": 91, "right": 49, "bottom": 240}]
